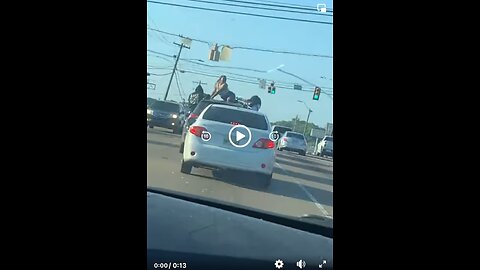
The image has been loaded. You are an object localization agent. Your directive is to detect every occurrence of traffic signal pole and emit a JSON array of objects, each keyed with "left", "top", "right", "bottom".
[
  {"left": 164, "top": 42, "right": 190, "bottom": 101},
  {"left": 303, "top": 109, "right": 312, "bottom": 135}
]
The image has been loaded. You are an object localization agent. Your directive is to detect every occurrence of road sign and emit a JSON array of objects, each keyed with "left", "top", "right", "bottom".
[
  {"left": 294, "top": 84, "right": 302, "bottom": 90},
  {"left": 310, "top": 128, "right": 326, "bottom": 138}
]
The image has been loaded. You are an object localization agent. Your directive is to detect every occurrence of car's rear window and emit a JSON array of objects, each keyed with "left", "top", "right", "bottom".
[
  {"left": 286, "top": 132, "right": 305, "bottom": 140},
  {"left": 203, "top": 106, "right": 268, "bottom": 130},
  {"left": 151, "top": 101, "right": 179, "bottom": 112},
  {"left": 325, "top": 137, "right": 333, "bottom": 142}
]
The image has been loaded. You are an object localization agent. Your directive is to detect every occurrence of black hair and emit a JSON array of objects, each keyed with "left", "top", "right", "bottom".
[
  {"left": 248, "top": 95, "right": 261, "bottom": 106},
  {"left": 195, "top": 85, "right": 204, "bottom": 94}
]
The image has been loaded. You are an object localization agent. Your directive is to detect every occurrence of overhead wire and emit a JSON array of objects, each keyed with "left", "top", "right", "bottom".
[{"left": 146, "top": 1, "right": 333, "bottom": 25}]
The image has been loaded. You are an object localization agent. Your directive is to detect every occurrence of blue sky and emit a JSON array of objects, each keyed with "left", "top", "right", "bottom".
[{"left": 147, "top": 0, "right": 333, "bottom": 128}]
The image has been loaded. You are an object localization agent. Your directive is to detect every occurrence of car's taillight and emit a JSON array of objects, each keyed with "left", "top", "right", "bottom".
[
  {"left": 283, "top": 137, "right": 288, "bottom": 142},
  {"left": 253, "top": 138, "right": 275, "bottom": 149},
  {"left": 190, "top": 126, "right": 207, "bottom": 137}
]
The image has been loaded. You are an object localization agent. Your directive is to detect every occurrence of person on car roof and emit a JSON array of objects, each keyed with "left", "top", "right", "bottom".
[
  {"left": 211, "top": 75, "right": 235, "bottom": 101},
  {"left": 247, "top": 95, "right": 261, "bottom": 111}
]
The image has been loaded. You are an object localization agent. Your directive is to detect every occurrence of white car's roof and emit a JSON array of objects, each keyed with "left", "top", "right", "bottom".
[{"left": 208, "top": 104, "right": 267, "bottom": 116}]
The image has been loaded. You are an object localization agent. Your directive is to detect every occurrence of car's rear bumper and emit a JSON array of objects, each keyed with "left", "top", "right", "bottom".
[{"left": 183, "top": 138, "right": 275, "bottom": 174}]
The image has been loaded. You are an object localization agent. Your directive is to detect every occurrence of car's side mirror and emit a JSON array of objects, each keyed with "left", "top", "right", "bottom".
[{"left": 185, "top": 112, "right": 190, "bottom": 117}]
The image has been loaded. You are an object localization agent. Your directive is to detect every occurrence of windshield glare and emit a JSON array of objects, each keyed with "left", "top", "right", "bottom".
[
  {"left": 151, "top": 101, "right": 180, "bottom": 112},
  {"left": 147, "top": 0, "right": 333, "bottom": 229}
]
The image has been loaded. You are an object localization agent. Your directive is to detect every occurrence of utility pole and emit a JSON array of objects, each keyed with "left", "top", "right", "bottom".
[
  {"left": 164, "top": 42, "right": 190, "bottom": 101},
  {"left": 293, "top": 115, "right": 298, "bottom": 132},
  {"left": 303, "top": 109, "right": 312, "bottom": 136}
]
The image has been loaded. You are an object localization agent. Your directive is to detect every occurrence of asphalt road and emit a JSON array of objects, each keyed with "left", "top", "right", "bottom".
[{"left": 147, "top": 127, "right": 333, "bottom": 219}]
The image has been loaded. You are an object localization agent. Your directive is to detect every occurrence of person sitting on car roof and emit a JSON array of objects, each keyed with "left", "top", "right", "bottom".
[
  {"left": 247, "top": 95, "right": 261, "bottom": 111},
  {"left": 211, "top": 75, "right": 235, "bottom": 101}
]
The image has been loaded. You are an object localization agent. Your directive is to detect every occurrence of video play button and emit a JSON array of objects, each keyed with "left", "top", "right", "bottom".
[
  {"left": 236, "top": 131, "right": 246, "bottom": 141},
  {"left": 228, "top": 125, "right": 252, "bottom": 148}
]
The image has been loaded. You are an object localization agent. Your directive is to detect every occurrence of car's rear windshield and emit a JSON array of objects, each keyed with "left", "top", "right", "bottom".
[
  {"left": 151, "top": 101, "right": 179, "bottom": 112},
  {"left": 203, "top": 106, "right": 268, "bottom": 130},
  {"left": 273, "top": 126, "right": 292, "bottom": 134},
  {"left": 286, "top": 132, "right": 305, "bottom": 140},
  {"left": 325, "top": 136, "right": 333, "bottom": 142}
]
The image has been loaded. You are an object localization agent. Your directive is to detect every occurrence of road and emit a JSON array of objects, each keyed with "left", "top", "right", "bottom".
[{"left": 147, "top": 127, "right": 333, "bottom": 219}]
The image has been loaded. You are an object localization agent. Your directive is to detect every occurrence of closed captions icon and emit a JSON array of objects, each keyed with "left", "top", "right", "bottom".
[{"left": 317, "top": 3, "right": 327, "bottom": 13}]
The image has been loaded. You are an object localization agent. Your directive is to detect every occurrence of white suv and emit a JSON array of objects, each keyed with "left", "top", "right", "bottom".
[
  {"left": 316, "top": 136, "right": 333, "bottom": 157},
  {"left": 181, "top": 104, "right": 275, "bottom": 187}
]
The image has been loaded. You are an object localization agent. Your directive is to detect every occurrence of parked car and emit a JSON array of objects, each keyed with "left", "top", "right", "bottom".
[
  {"left": 179, "top": 99, "right": 243, "bottom": 153},
  {"left": 147, "top": 100, "right": 186, "bottom": 134},
  {"left": 315, "top": 136, "right": 333, "bottom": 157},
  {"left": 277, "top": 131, "right": 307, "bottom": 156},
  {"left": 181, "top": 104, "right": 275, "bottom": 187}
]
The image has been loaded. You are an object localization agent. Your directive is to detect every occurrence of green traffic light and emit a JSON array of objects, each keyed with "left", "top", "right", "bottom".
[
  {"left": 313, "top": 95, "right": 319, "bottom": 100},
  {"left": 271, "top": 89, "right": 276, "bottom": 94}
]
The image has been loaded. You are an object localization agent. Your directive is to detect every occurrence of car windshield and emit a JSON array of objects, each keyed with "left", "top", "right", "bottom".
[
  {"left": 147, "top": 0, "right": 333, "bottom": 231},
  {"left": 150, "top": 101, "right": 179, "bottom": 112},
  {"left": 203, "top": 106, "right": 268, "bottom": 130},
  {"left": 325, "top": 136, "right": 333, "bottom": 142}
]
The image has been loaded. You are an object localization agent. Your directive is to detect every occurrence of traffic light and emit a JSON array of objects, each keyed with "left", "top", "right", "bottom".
[
  {"left": 267, "top": 82, "right": 276, "bottom": 94},
  {"left": 313, "top": 86, "right": 321, "bottom": 100}
]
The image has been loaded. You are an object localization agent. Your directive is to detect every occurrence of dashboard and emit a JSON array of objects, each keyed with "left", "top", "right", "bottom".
[{"left": 147, "top": 190, "right": 333, "bottom": 270}]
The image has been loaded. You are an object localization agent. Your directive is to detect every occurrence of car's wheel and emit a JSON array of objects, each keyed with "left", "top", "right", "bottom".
[
  {"left": 180, "top": 159, "right": 192, "bottom": 174},
  {"left": 148, "top": 125, "right": 154, "bottom": 129},
  {"left": 278, "top": 147, "right": 283, "bottom": 151},
  {"left": 260, "top": 173, "right": 272, "bottom": 188},
  {"left": 179, "top": 142, "right": 184, "bottom": 154},
  {"left": 300, "top": 151, "right": 306, "bottom": 156},
  {"left": 173, "top": 126, "right": 182, "bottom": 134}
]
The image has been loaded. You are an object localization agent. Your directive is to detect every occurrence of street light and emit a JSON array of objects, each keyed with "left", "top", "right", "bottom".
[{"left": 297, "top": 100, "right": 313, "bottom": 136}]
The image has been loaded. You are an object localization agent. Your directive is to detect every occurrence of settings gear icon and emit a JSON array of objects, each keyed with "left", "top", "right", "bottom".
[{"left": 274, "top": 259, "right": 284, "bottom": 269}]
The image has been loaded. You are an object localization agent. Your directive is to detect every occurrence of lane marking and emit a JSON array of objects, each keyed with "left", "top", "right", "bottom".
[{"left": 275, "top": 162, "right": 332, "bottom": 218}]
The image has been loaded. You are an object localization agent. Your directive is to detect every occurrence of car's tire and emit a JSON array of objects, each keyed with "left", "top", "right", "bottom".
[
  {"left": 260, "top": 173, "right": 272, "bottom": 188},
  {"left": 148, "top": 125, "right": 154, "bottom": 129},
  {"left": 173, "top": 125, "right": 182, "bottom": 134},
  {"left": 179, "top": 142, "right": 184, "bottom": 154},
  {"left": 300, "top": 151, "right": 306, "bottom": 156},
  {"left": 278, "top": 147, "right": 283, "bottom": 151},
  {"left": 180, "top": 159, "right": 192, "bottom": 174}
]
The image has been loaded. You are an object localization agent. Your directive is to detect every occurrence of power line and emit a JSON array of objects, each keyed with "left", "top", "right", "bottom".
[
  {"left": 237, "top": 0, "right": 333, "bottom": 12},
  {"left": 149, "top": 72, "right": 173, "bottom": 76},
  {"left": 146, "top": 1, "right": 333, "bottom": 25},
  {"left": 181, "top": 0, "right": 333, "bottom": 17},
  {"left": 174, "top": 71, "right": 184, "bottom": 100},
  {"left": 179, "top": 68, "right": 332, "bottom": 97},
  {"left": 176, "top": 71, "right": 188, "bottom": 97},
  {"left": 147, "top": 27, "right": 332, "bottom": 58}
]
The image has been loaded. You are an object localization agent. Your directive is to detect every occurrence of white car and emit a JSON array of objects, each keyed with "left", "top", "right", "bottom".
[
  {"left": 181, "top": 104, "right": 275, "bottom": 187},
  {"left": 316, "top": 136, "right": 333, "bottom": 157},
  {"left": 277, "top": 131, "right": 308, "bottom": 156}
]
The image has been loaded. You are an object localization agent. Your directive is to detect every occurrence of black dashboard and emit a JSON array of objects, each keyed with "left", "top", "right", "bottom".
[{"left": 147, "top": 189, "right": 333, "bottom": 270}]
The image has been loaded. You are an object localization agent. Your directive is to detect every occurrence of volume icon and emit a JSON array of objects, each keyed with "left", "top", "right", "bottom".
[{"left": 296, "top": 259, "right": 306, "bottom": 269}]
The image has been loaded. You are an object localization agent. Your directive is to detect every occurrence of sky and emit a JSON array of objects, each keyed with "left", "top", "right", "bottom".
[{"left": 147, "top": 0, "right": 333, "bottom": 128}]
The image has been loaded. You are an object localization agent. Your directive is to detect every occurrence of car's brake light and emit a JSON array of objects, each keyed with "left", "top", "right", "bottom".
[
  {"left": 283, "top": 137, "right": 288, "bottom": 142},
  {"left": 253, "top": 138, "right": 275, "bottom": 149},
  {"left": 190, "top": 126, "right": 207, "bottom": 137}
]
